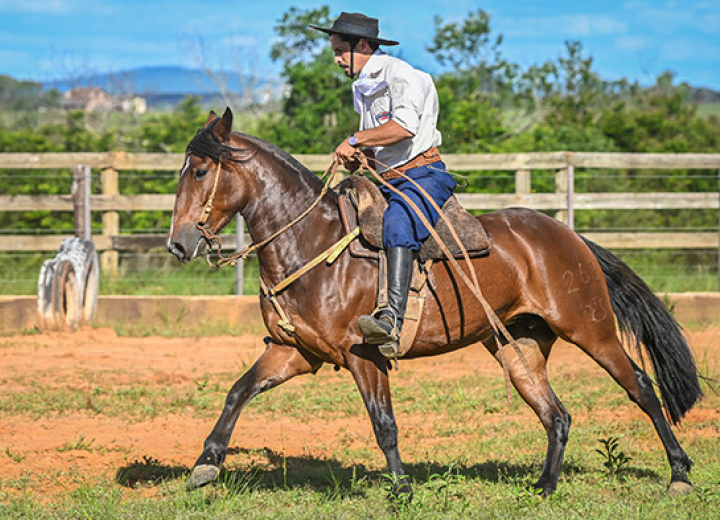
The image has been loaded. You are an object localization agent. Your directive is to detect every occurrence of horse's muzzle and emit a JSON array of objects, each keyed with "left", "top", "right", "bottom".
[
  {"left": 167, "top": 241, "right": 191, "bottom": 262},
  {"left": 167, "top": 225, "right": 206, "bottom": 262}
]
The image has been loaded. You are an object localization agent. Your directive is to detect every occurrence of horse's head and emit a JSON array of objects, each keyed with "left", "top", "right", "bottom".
[{"left": 167, "top": 108, "right": 254, "bottom": 262}]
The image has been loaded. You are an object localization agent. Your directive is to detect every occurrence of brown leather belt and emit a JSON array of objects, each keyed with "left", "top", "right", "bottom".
[{"left": 381, "top": 147, "right": 442, "bottom": 181}]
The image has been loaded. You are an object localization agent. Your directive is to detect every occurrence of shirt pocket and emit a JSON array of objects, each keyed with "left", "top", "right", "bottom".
[{"left": 368, "top": 89, "right": 392, "bottom": 125}]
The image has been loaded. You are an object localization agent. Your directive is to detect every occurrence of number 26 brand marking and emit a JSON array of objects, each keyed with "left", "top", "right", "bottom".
[{"left": 564, "top": 263, "right": 591, "bottom": 295}]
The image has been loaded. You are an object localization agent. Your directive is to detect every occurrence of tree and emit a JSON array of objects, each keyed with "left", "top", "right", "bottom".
[
  {"left": 129, "top": 95, "right": 207, "bottom": 153},
  {"left": 598, "top": 72, "right": 720, "bottom": 154},
  {"left": 256, "top": 5, "right": 356, "bottom": 152},
  {"left": 269, "top": 5, "right": 332, "bottom": 66},
  {"left": 428, "top": 10, "right": 513, "bottom": 151},
  {"left": 427, "top": 9, "right": 516, "bottom": 100}
]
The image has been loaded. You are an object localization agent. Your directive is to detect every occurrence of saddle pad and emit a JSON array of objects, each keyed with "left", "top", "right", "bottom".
[{"left": 336, "top": 174, "right": 491, "bottom": 262}]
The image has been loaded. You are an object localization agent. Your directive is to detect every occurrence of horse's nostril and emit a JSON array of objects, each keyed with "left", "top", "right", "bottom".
[{"left": 170, "top": 242, "right": 186, "bottom": 260}]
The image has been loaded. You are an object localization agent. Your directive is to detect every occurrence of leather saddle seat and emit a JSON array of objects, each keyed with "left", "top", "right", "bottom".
[{"left": 335, "top": 174, "right": 491, "bottom": 262}]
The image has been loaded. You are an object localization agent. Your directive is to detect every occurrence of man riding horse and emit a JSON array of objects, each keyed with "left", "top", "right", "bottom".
[
  {"left": 167, "top": 12, "right": 700, "bottom": 499},
  {"left": 310, "top": 12, "right": 457, "bottom": 353}
]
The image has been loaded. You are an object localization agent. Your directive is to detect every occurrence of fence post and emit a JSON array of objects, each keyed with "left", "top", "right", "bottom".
[
  {"left": 555, "top": 168, "right": 568, "bottom": 225},
  {"left": 555, "top": 153, "right": 575, "bottom": 229},
  {"left": 717, "top": 168, "right": 720, "bottom": 291},
  {"left": 515, "top": 169, "right": 531, "bottom": 197},
  {"left": 235, "top": 214, "right": 244, "bottom": 295},
  {"left": 72, "top": 164, "right": 91, "bottom": 239},
  {"left": 566, "top": 152, "right": 575, "bottom": 231},
  {"left": 101, "top": 167, "right": 119, "bottom": 277}
]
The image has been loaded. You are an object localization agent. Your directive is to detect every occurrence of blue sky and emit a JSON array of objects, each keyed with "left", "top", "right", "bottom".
[{"left": 1, "top": 0, "right": 719, "bottom": 89}]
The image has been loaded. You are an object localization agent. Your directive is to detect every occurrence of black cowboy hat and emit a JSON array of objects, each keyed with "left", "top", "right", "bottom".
[{"left": 309, "top": 12, "right": 399, "bottom": 46}]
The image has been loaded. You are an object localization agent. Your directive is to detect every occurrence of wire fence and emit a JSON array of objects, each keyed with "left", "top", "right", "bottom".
[{"left": 2, "top": 164, "right": 719, "bottom": 295}]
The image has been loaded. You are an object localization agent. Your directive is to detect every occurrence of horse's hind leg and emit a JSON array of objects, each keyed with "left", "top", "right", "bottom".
[
  {"left": 492, "top": 323, "right": 570, "bottom": 495},
  {"left": 187, "top": 338, "right": 322, "bottom": 489},
  {"left": 573, "top": 332, "right": 693, "bottom": 493}
]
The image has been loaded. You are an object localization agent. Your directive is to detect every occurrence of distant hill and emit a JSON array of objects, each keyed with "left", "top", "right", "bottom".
[
  {"left": 32, "top": 66, "right": 720, "bottom": 112},
  {"left": 42, "top": 65, "right": 282, "bottom": 108},
  {"left": 691, "top": 87, "right": 720, "bottom": 104}
]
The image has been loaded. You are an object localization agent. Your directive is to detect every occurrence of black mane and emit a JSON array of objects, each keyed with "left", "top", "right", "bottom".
[
  {"left": 186, "top": 120, "right": 245, "bottom": 163},
  {"left": 186, "top": 121, "right": 319, "bottom": 186},
  {"left": 237, "top": 133, "right": 318, "bottom": 181}
]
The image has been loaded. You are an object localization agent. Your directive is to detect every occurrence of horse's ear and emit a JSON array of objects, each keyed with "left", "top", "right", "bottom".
[
  {"left": 212, "top": 107, "right": 233, "bottom": 142},
  {"left": 203, "top": 110, "right": 218, "bottom": 128}
]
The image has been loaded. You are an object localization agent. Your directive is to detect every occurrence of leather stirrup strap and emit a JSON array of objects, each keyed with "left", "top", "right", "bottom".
[{"left": 375, "top": 249, "right": 388, "bottom": 312}]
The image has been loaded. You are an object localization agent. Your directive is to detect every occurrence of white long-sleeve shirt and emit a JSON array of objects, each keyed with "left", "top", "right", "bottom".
[{"left": 352, "top": 51, "right": 442, "bottom": 173}]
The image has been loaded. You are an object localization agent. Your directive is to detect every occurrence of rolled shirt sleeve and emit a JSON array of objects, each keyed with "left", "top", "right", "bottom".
[{"left": 389, "top": 75, "right": 424, "bottom": 135}]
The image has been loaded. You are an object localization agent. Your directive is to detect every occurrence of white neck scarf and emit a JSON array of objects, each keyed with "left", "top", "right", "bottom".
[
  {"left": 352, "top": 78, "right": 388, "bottom": 113},
  {"left": 352, "top": 51, "right": 388, "bottom": 113}
]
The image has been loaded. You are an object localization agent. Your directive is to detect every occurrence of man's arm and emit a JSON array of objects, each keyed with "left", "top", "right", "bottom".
[{"left": 334, "top": 120, "right": 413, "bottom": 164}]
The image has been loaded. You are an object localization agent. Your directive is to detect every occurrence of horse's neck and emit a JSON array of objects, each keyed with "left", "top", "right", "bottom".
[
  {"left": 239, "top": 157, "right": 327, "bottom": 237},
  {"left": 238, "top": 156, "right": 341, "bottom": 283}
]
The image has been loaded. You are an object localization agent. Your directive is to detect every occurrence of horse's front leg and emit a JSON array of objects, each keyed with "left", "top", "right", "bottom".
[
  {"left": 188, "top": 338, "right": 322, "bottom": 489},
  {"left": 346, "top": 345, "right": 411, "bottom": 499}
]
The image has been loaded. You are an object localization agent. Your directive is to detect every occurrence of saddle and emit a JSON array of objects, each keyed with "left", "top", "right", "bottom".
[
  {"left": 335, "top": 174, "right": 491, "bottom": 262},
  {"left": 335, "top": 174, "right": 491, "bottom": 358}
]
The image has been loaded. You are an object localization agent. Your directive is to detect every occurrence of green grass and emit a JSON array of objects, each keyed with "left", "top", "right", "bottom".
[
  {"left": 0, "top": 353, "right": 718, "bottom": 517},
  {"left": 0, "top": 252, "right": 262, "bottom": 296},
  {"left": 0, "top": 451, "right": 718, "bottom": 519},
  {"left": 0, "top": 372, "right": 233, "bottom": 419},
  {"left": 108, "top": 318, "right": 266, "bottom": 338}
]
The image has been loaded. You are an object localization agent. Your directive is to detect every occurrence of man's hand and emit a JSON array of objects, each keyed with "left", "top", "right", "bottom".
[
  {"left": 335, "top": 121, "right": 412, "bottom": 169},
  {"left": 334, "top": 136, "right": 359, "bottom": 168}
]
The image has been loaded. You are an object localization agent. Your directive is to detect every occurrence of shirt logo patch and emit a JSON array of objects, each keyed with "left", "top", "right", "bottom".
[{"left": 378, "top": 111, "right": 391, "bottom": 122}]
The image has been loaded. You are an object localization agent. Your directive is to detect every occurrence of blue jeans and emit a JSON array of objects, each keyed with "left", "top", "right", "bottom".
[{"left": 380, "top": 161, "right": 456, "bottom": 250}]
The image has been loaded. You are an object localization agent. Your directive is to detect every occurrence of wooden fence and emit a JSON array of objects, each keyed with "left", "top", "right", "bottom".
[{"left": 2, "top": 151, "right": 720, "bottom": 275}]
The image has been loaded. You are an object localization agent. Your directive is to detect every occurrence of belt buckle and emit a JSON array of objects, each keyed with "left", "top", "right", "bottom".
[{"left": 423, "top": 148, "right": 439, "bottom": 160}]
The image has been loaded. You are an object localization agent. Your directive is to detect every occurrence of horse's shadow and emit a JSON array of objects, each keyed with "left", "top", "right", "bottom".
[{"left": 115, "top": 448, "right": 661, "bottom": 493}]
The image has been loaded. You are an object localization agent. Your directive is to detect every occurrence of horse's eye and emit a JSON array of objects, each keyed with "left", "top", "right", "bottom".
[{"left": 194, "top": 169, "right": 208, "bottom": 181}]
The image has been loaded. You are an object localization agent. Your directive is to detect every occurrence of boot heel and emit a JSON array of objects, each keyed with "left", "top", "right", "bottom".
[{"left": 378, "top": 341, "right": 400, "bottom": 359}]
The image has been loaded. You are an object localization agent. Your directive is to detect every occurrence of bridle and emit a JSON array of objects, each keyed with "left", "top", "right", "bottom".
[
  {"left": 197, "top": 158, "right": 223, "bottom": 229},
  {"left": 195, "top": 154, "right": 346, "bottom": 269}
]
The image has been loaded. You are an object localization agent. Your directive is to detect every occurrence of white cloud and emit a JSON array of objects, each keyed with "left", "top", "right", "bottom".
[
  {"left": 0, "top": 49, "right": 28, "bottom": 62},
  {"left": 660, "top": 38, "right": 720, "bottom": 61},
  {"left": 590, "top": 16, "right": 629, "bottom": 35},
  {"left": 622, "top": 0, "right": 719, "bottom": 35},
  {"left": 221, "top": 35, "right": 259, "bottom": 48},
  {"left": 502, "top": 14, "right": 628, "bottom": 39},
  {"left": 614, "top": 36, "right": 650, "bottom": 52},
  {"left": 0, "top": 0, "right": 71, "bottom": 14}
]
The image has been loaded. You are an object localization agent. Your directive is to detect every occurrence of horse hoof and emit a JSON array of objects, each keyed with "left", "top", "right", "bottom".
[
  {"left": 187, "top": 464, "right": 220, "bottom": 490},
  {"left": 668, "top": 481, "right": 693, "bottom": 496}
]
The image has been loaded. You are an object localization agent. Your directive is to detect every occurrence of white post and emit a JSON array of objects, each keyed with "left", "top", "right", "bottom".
[
  {"left": 235, "top": 214, "right": 244, "bottom": 295},
  {"left": 72, "top": 164, "right": 92, "bottom": 240},
  {"left": 567, "top": 163, "right": 575, "bottom": 231}
]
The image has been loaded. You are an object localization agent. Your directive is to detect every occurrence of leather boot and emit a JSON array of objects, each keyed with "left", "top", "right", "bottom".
[{"left": 358, "top": 247, "right": 415, "bottom": 347}]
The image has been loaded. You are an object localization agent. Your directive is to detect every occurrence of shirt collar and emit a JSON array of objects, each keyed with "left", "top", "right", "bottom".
[{"left": 358, "top": 50, "right": 388, "bottom": 80}]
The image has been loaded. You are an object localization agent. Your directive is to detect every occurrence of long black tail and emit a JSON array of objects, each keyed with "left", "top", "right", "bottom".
[{"left": 582, "top": 237, "right": 702, "bottom": 424}]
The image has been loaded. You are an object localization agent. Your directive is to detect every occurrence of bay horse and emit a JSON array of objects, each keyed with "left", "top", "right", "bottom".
[{"left": 167, "top": 108, "right": 701, "bottom": 498}]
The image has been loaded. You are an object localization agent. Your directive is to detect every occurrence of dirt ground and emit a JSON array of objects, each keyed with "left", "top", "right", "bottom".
[{"left": 1, "top": 327, "right": 718, "bottom": 497}]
